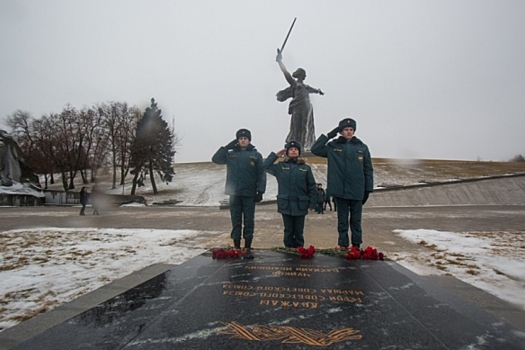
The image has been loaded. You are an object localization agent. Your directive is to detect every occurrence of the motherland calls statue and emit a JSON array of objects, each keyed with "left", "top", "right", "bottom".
[
  {"left": 276, "top": 50, "right": 324, "bottom": 151},
  {"left": 0, "top": 130, "right": 40, "bottom": 189}
]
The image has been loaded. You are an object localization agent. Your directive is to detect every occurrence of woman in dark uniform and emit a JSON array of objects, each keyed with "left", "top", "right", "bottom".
[{"left": 263, "top": 141, "right": 317, "bottom": 248}]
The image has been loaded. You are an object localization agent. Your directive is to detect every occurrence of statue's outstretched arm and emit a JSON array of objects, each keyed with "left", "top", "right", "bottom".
[
  {"left": 306, "top": 85, "right": 324, "bottom": 95},
  {"left": 276, "top": 49, "right": 295, "bottom": 85}
]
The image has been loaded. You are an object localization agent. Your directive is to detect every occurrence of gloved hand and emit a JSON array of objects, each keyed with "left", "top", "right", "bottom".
[
  {"left": 225, "top": 139, "right": 237, "bottom": 149},
  {"left": 362, "top": 191, "right": 370, "bottom": 205},
  {"left": 327, "top": 126, "right": 340, "bottom": 139},
  {"left": 255, "top": 191, "right": 263, "bottom": 203}
]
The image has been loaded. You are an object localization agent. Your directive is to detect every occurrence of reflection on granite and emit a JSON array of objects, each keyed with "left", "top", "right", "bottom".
[
  {"left": 13, "top": 252, "right": 525, "bottom": 350},
  {"left": 76, "top": 272, "right": 168, "bottom": 328}
]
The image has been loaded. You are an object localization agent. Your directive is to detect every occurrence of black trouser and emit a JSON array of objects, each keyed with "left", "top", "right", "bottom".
[
  {"left": 324, "top": 200, "right": 332, "bottom": 211},
  {"left": 79, "top": 204, "right": 86, "bottom": 216},
  {"left": 316, "top": 202, "right": 324, "bottom": 214},
  {"left": 335, "top": 197, "right": 363, "bottom": 247},
  {"left": 282, "top": 214, "right": 305, "bottom": 248},
  {"left": 229, "top": 195, "right": 255, "bottom": 240}
]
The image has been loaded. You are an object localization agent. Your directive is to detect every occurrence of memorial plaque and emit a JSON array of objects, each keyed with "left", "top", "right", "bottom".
[{"left": 12, "top": 251, "right": 525, "bottom": 349}]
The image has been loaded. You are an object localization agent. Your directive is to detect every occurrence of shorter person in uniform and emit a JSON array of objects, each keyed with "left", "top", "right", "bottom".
[{"left": 263, "top": 141, "right": 317, "bottom": 248}]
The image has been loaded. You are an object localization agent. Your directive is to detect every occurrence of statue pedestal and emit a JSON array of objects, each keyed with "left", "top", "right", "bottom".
[{"left": 301, "top": 151, "right": 314, "bottom": 157}]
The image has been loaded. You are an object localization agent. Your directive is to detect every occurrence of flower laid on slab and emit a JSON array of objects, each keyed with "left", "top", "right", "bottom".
[
  {"left": 297, "top": 245, "right": 315, "bottom": 259},
  {"left": 316, "top": 246, "right": 385, "bottom": 260},
  {"left": 346, "top": 246, "right": 384, "bottom": 260},
  {"left": 212, "top": 248, "right": 248, "bottom": 259},
  {"left": 271, "top": 245, "right": 316, "bottom": 259}
]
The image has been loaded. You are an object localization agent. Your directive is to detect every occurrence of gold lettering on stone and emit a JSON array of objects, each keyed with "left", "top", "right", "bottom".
[
  {"left": 320, "top": 289, "right": 364, "bottom": 296},
  {"left": 272, "top": 271, "right": 311, "bottom": 277},
  {"left": 259, "top": 299, "right": 318, "bottom": 308},
  {"left": 222, "top": 284, "right": 363, "bottom": 305},
  {"left": 217, "top": 321, "right": 362, "bottom": 346},
  {"left": 245, "top": 265, "right": 339, "bottom": 274},
  {"left": 328, "top": 296, "right": 363, "bottom": 303}
]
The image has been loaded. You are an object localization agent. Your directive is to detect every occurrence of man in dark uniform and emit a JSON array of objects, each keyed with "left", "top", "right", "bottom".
[
  {"left": 311, "top": 118, "right": 374, "bottom": 249},
  {"left": 212, "top": 129, "right": 266, "bottom": 250}
]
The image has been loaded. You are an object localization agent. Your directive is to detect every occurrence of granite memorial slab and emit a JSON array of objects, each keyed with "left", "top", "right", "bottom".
[{"left": 11, "top": 251, "right": 525, "bottom": 349}]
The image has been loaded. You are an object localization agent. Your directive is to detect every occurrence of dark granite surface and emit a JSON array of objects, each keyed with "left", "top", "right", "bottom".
[{"left": 13, "top": 251, "right": 525, "bottom": 349}]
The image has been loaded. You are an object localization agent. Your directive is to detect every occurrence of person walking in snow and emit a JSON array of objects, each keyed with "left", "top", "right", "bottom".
[
  {"left": 311, "top": 118, "right": 374, "bottom": 249},
  {"left": 263, "top": 140, "right": 317, "bottom": 249},
  {"left": 212, "top": 129, "right": 266, "bottom": 251},
  {"left": 79, "top": 186, "right": 89, "bottom": 216}
]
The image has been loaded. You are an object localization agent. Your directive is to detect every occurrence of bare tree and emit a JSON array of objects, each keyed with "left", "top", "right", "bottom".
[
  {"left": 117, "top": 105, "right": 141, "bottom": 186},
  {"left": 98, "top": 102, "right": 138, "bottom": 189},
  {"left": 5, "top": 110, "right": 53, "bottom": 188}
]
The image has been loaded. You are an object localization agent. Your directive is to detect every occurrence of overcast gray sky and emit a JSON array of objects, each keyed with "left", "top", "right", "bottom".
[{"left": 1, "top": 0, "right": 524, "bottom": 163}]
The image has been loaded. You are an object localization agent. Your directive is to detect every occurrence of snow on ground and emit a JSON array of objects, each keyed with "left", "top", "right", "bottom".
[
  {"left": 2, "top": 227, "right": 524, "bottom": 333},
  {"left": 104, "top": 163, "right": 279, "bottom": 207},
  {"left": 390, "top": 229, "right": 525, "bottom": 310},
  {"left": 0, "top": 227, "right": 208, "bottom": 331}
]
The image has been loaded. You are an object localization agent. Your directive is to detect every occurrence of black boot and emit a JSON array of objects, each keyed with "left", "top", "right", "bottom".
[
  {"left": 243, "top": 238, "right": 254, "bottom": 259},
  {"left": 233, "top": 239, "right": 241, "bottom": 249}
]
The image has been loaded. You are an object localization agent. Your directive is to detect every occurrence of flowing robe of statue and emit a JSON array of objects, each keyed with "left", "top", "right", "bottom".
[
  {"left": 277, "top": 82, "right": 320, "bottom": 150},
  {"left": 276, "top": 53, "right": 323, "bottom": 151}
]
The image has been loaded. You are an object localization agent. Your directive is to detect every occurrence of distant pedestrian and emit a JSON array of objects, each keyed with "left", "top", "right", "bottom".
[
  {"left": 91, "top": 185, "right": 100, "bottom": 215},
  {"left": 79, "top": 186, "right": 89, "bottom": 216},
  {"left": 316, "top": 183, "right": 325, "bottom": 214},
  {"left": 212, "top": 128, "right": 266, "bottom": 251},
  {"left": 312, "top": 118, "right": 374, "bottom": 249},
  {"left": 263, "top": 141, "right": 317, "bottom": 249}
]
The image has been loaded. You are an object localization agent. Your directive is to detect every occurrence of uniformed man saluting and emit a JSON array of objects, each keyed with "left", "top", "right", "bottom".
[
  {"left": 311, "top": 118, "right": 374, "bottom": 250},
  {"left": 212, "top": 129, "right": 266, "bottom": 251}
]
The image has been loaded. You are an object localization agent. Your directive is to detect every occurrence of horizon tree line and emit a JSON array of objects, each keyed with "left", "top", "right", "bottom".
[{"left": 3, "top": 98, "right": 177, "bottom": 194}]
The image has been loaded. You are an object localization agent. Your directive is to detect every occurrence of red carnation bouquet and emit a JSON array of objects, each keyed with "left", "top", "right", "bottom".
[
  {"left": 297, "top": 245, "right": 315, "bottom": 259},
  {"left": 345, "top": 246, "right": 384, "bottom": 260},
  {"left": 270, "top": 245, "right": 316, "bottom": 258},
  {"left": 212, "top": 248, "right": 248, "bottom": 259}
]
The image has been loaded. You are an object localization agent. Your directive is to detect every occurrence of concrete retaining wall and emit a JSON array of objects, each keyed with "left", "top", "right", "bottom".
[{"left": 368, "top": 175, "right": 525, "bottom": 207}]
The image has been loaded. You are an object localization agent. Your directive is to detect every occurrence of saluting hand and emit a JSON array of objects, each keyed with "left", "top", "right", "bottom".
[
  {"left": 276, "top": 148, "right": 286, "bottom": 157},
  {"left": 327, "top": 127, "right": 340, "bottom": 139},
  {"left": 225, "top": 139, "right": 237, "bottom": 149}
]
